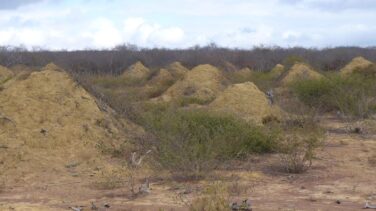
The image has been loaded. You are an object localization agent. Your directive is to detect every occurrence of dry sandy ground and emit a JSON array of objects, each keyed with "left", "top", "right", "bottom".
[{"left": 1, "top": 116, "right": 375, "bottom": 211}]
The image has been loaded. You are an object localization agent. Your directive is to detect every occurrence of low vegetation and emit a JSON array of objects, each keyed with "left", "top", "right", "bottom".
[
  {"left": 262, "top": 110, "right": 325, "bottom": 173},
  {"left": 290, "top": 73, "right": 376, "bottom": 118},
  {"left": 137, "top": 105, "right": 278, "bottom": 178},
  {"left": 189, "top": 182, "right": 230, "bottom": 211}
]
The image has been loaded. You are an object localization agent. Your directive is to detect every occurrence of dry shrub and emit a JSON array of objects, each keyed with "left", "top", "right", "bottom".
[
  {"left": 278, "top": 134, "right": 323, "bottom": 173},
  {"left": 92, "top": 167, "right": 128, "bottom": 190},
  {"left": 276, "top": 114, "right": 325, "bottom": 173},
  {"left": 189, "top": 182, "right": 229, "bottom": 211}
]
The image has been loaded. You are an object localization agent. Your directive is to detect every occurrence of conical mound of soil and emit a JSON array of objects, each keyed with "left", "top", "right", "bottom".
[
  {"left": 145, "top": 63, "right": 189, "bottom": 98},
  {"left": 209, "top": 82, "right": 281, "bottom": 124},
  {"left": 270, "top": 64, "right": 285, "bottom": 78},
  {"left": 281, "top": 63, "right": 323, "bottom": 85},
  {"left": 340, "top": 57, "right": 374, "bottom": 75},
  {"left": 1, "top": 66, "right": 34, "bottom": 89},
  {"left": 42, "top": 62, "right": 62, "bottom": 71},
  {"left": 237, "top": 67, "right": 253, "bottom": 77},
  {"left": 0, "top": 65, "right": 13, "bottom": 84},
  {"left": 10, "top": 64, "right": 35, "bottom": 73},
  {"left": 159, "top": 64, "right": 225, "bottom": 104},
  {"left": 223, "top": 61, "right": 238, "bottom": 72},
  {"left": 149, "top": 68, "right": 174, "bottom": 86},
  {"left": 122, "top": 61, "right": 150, "bottom": 81},
  {"left": 166, "top": 61, "right": 189, "bottom": 79},
  {"left": 225, "top": 67, "right": 253, "bottom": 83},
  {"left": 0, "top": 64, "right": 132, "bottom": 184}
]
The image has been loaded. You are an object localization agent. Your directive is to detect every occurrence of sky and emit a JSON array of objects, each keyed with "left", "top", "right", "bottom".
[{"left": 0, "top": 0, "right": 375, "bottom": 50}]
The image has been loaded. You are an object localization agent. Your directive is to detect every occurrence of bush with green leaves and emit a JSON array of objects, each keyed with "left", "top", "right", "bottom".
[
  {"left": 139, "top": 106, "right": 278, "bottom": 176},
  {"left": 290, "top": 73, "right": 376, "bottom": 118},
  {"left": 289, "top": 78, "right": 334, "bottom": 109}
]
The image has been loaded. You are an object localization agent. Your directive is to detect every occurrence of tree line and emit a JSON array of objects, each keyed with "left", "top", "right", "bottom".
[{"left": 1, "top": 44, "right": 376, "bottom": 74}]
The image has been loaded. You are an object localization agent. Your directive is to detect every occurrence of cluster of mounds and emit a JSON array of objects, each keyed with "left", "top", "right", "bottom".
[
  {"left": 0, "top": 63, "right": 135, "bottom": 185},
  {"left": 2, "top": 56, "right": 372, "bottom": 186},
  {"left": 157, "top": 64, "right": 226, "bottom": 104},
  {"left": 137, "top": 62, "right": 280, "bottom": 124},
  {"left": 99, "top": 56, "right": 375, "bottom": 123},
  {"left": 280, "top": 63, "right": 323, "bottom": 86},
  {"left": 340, "top": 56, "right": 375, "bottom": 75},
  {"left": 146, "top": 62, "right": 188, "bottom": 87}
]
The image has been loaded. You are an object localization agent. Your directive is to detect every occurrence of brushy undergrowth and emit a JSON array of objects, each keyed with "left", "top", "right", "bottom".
[
  {"left": 177, "top": 96, "right": 216, "bottom": 107},
  {"left": 274, "top": 114, "right": 325, "bottom": 173},
  {"left": 137, "top": 104, "right": 278, "bottom": 177},
  {"left": 189, "top": 182, "right": 230, "bottom": 211},
  {"left": 290, "top": 73, "right": 376, "bottom": 118}
]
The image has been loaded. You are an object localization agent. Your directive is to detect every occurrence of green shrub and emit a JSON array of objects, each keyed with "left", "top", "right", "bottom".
[
  {"left": 290, "top": 74, "right": 376, "bottom": 118},
  {"left": 177, "top": 96, "right": 215, "bottom": 107},
  {"left": 330, "top": 74, "right": 376, "bottom": 118},
  {"left": 140, "top": 108, "right": 278, "bottom": 176},
  {"left": 249, "top": 71, "right": 277, "bottom": 91},
  {"left": 290, "top": 78, "right": 334, "bottom": 109}
]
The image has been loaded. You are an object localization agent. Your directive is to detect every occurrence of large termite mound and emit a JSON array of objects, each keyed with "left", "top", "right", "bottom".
[
  {"left": 209, "top": 82, "right": 281, "bottom": 124},
  {"left": 166, "top": 61, "right": 189, "bottom": 79},
  {"left": 280, "top": 63, "right": 323, "bottom": 85},
  {"left": 121, "top": 61, "right": 151, "bottom": 82},
  {"left": 0, "top": 63, "right": 133, "bottom": 185},
  {"left": 340, "top": 57, "right": 374, "bottom": 76},
  {"left": 270, "top": 64, "right": 285, "bottom": 79},
  {"left": 159, "top": 64, "right": 226, "bottom": 105}
]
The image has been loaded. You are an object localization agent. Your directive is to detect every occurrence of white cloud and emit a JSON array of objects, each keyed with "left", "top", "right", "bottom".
[
  {"left": 122, "top": 17, "right": 185, "bottom": 47},
  {"left": 83, "top": 18, "right": 123, "bottom": 48},
  {"left": 0, "top": 0, "right": 375, "bottom": 49}
]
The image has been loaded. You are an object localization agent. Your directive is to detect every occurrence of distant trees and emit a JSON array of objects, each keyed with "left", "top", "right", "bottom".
[{"left": 0, "top": 44, "right": 376, "bottom": 74}]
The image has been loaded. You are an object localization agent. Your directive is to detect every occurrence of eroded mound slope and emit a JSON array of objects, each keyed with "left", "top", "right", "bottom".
[
  {"left": 237, "top": 67, "right": 253, "bottom": 77},
  {"left": 223, "top": 61, "right": 238, "bottom": 72},
  {"left": 166, "top": 61, "right": 189, "bottom": 79},
  {"left": 209, "top": 82, "right": 281, "bottom": 124},
  {"left": 0, "top": 64, "right": 130, "bottom": 184},
  {"left": 0, "top": 65, "right": 13, "bottom": 84},
  {"left": 159, "top": 64, "right": 226, "bottom": 104},
  {"left": 270, "top": 64, "right": 285, "bottom": 78},
  {"left": 122, "top": 61, "right": 150, "bottom": 81},
  {"left": 340, "top": 57, "right": 374, "bottom": 75},
  {"left": 281, "top": 63, "right": 323, "bottom": 85},
  {"left": 148, "top": 68, "right": 174, "bottom": 86}
]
